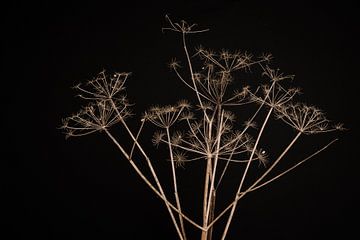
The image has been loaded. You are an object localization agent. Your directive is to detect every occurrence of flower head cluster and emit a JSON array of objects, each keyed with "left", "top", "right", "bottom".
[
  {"left": 61, "top": 71, "right": 132, "bottom": 138},
  {"left": 262, "top": 65, "right": 295, "bottom": 82},
  {"left": 74, "top": 70, "right": 130, "bottom": 101},
  {"left": 61, "top": 100, "right": 131, "bottom": 138},
  {"left": 144, "top": 100, "right": 191, "bottom": 128},
  {"left": 196, "top": 47, "right": 256, "bottom": 73},
  {"left": 151, "top": 107, "right": 270, "bottom": 167},
  {"left": 247, "top": 66, "right": 300, "bottom": 112},
  {"left": 251, "top": 83, "right": 301, "bottom": 109},
  {"left": 173, "top": 151, "right": 187, "bottom": 168},
  {"left": 276, "top": 103, "right": 340, "bottom": 134},
  {"left": 60, "top": 17, "right": 346, "bottom": 240},
  {"left": 169, "top": 46, "right": 273, "bottom": 107},
  {"left": 162, "top": 15, "right": 209, "bottom": 34}
]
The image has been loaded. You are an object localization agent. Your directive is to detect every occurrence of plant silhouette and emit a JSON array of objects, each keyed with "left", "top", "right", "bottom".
[{"left": 61, "top": 16, "right": 344, "bottom": 240}]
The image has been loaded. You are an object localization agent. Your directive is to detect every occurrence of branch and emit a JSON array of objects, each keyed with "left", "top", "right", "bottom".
[
  {"left": 208, "top": 131, "right": 302, "bottom": 231},
  {"left": 249, "top": 138, "right": 338, "bottom": 192},
  {"left": 104, "top": 129, "right": 184, "bottom": 239},
  {"left": 221, "top": 107, "right": 274, "bottom": 240},
  {"left": 166, "top": 127, "right": 187, "bottom": 239}
]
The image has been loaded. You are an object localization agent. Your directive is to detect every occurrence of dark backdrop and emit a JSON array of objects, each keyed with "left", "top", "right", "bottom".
[{"left": 4, "top": 1, "right": 359, "bottom": 239}]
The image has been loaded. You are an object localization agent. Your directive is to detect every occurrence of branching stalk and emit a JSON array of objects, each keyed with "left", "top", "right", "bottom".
[
  {"left": 166, "top": 127, "right": 187, "bottom": 240},
  {"left": 62, "top": 16, "right": 343, "bottom": 240},
  {"left": 104, "top": 129, "right": 184, "bottom": 239}
]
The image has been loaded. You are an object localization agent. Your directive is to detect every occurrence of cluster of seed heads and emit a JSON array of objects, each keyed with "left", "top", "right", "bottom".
[
  {"left": 61, "top": 16, "right": 345, "bottom": 240},
  {"left": 61, "top": 51, "right": 341, "bottom": 166},
  {"left": 276, "top": 103, "right": 344, "bottom": 134},
  {"left": 61, "top": 71, "right": 132, "bottom": 138}
]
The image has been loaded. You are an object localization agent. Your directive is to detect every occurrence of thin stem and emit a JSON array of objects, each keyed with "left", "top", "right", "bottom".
[
  {"left": 110, "top": 101, "right": 200, "bottom": 232},
  {"left": 247, "top": 132, "right": 302, "bottom": 192},
  {"left": 221, "top": 107, "right": 273, "bottom": 240},
  {"left": 207, "top": 190, "right": 216, "bottom": 240},
  {"left": 205, "top": 110, "right": 224, "bottom": 226},
  {"left": 201, "top": 154, "right": 212, "bottom": 240},
  {"left": 173, "top": 67, "right": 214, "bottom": 103},
  {"left": 208, "top": 131, "right": 302, "bottom": 232},
  {"left": 182, "top": 32, "right": 210, "bottom": 122},
  {"left": 159, "top": 139, "right": 206, "bottom": 155},
  {"left": 218, "top": 82, "right": 276, "bottom": 152},
  {"left": 129, "top": 120, "right": 145, "bottom": 158},
  {"left": 166, "top": 127, "right": 187, "bottom": 240},
  {"left": 104, "top": 129, "right": 184, "bottom": 240},
  {"left": 186, "top": 119, "right": 206, "bottom": 150},
  {"left": 249, "top": 138, "right": 338, "bottom": 192},
  {"left": 201, "top": 117, "right": 214, "bottom": 240}
]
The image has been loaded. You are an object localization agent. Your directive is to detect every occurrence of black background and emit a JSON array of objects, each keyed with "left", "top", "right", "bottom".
[{"left": 4, "top": 1, "right": 359, "bottom": 239}]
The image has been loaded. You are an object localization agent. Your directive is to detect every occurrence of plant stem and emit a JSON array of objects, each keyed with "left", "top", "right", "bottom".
[
  {"left": 201, "top": 114, "right": 214, "bottom": 240},
  {"left": 207, "top": 132, "right": 302, "bottom": 231},
  {"left": 166, "top": 127, "right": 187, "bottom": 240},
  {"left": 104, "top": 129, "right": 184, "bottom": 240},
  {"left": 248, "top": 138, "right": 337, "bottom": 192},
  {"left": 205, "top": 110, "right": 224, "bottom": 228},
  {"left": 201, "top": 153, "right": 212, "bottom": 240},
  {"left": 220, "top": 131, "right": 301, "bottom": 239},
  {"left": 182, "top": 32, "right": 210, "bottom": 122},
  {"left": 129, "top": 120, "right": 145, "bottom": 158},
  {"left": 246, "top": 131, "right": 302, "bottom": 192},
  {"left": 207, "top": 190, "right": 216, "bottom": 240},
  {"left": 221, "top": 107, "right": 273, "bottom": 240}
]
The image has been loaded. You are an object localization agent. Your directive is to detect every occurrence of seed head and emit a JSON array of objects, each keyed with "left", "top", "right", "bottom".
[
  {"left": 173, "top": 151, "right": 187, "bottom": 168},
  {"left": 276, "top": 103, "right": 340, "bottom": 134},
  {"left": 152, "top": 131, "right": 166, "bottom": 147}
]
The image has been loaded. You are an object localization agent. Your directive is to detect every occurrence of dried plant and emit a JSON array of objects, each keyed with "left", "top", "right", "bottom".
[{"left": 61, "top": 16, "right": 344, "bottom": 240}]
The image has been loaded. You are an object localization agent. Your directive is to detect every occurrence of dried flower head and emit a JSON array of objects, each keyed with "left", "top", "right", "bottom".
[
  {"left": 250, "top": 81, "right": 300, "bottom": 110},
  {"left": 196, "top": 48, "right": 255, "bottom": 72},
  {"left": 243, "top": 119, "right": 258, "bottom": 129},
  {"left": 168, "top": 58, "right": 181, "bottom": 69},
  {"left": 74, "top": 71, "right": 130, "bottom": 101},
  {"left": 276, "top": 103, "right": 340, "bottom": 134},
  {"left": 179, "top": 111, "right": 195, "bottom": 121},
  {"left": 171, "top": 131, "right": 184, "bottom": 145},
  {"left": 61, "top": 100, "right": 127, "bottom": 138},
  {"left": 255, "top": 148, "right": 269, "bottom": 167},
  {"left": 223, "top": 110, "right": 236, "bottom": 122},
  {"left": 162, "top": 15, "right": 209, "bottom": 34},
  {"left": 152, "top": 130, "right": 166, "bottom": 147},
  {"left": 173, "top": 151, "right": 187, "bottom": 168},
  {"left": 262, "top": 66, "right": 295, "bottom": 82},
  {"left": 146, "top": 104, "right": 187, "bottom": 128},
  {"left": 259, "top": 53, "right": 273, "bottom": 62},
  {"left": 177, "top": 99, "right": 191, "bottom": 109}
]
